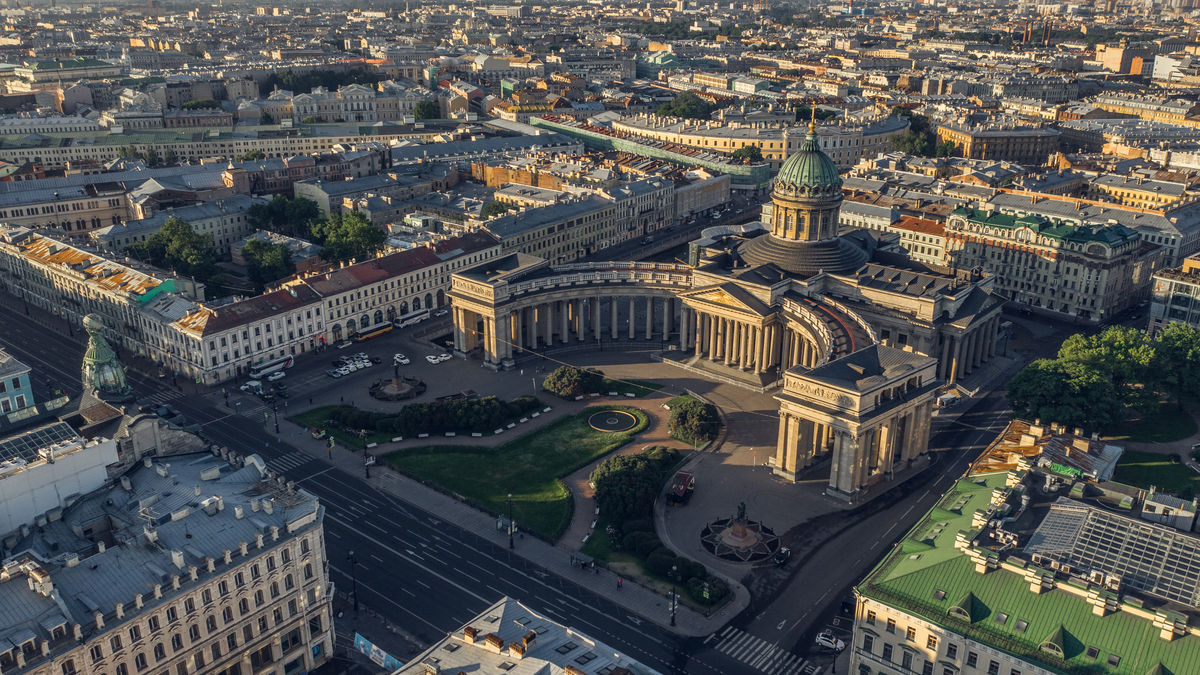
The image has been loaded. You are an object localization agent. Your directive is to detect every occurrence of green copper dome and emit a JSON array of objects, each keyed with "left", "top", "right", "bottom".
[{"left": 775, "top": 126, "right": 842, "bottom": 198}]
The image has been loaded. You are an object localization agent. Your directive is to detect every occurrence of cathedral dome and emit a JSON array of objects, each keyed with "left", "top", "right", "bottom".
[{"left": 774, "top": 123, "right": 842, "bottom": 201}]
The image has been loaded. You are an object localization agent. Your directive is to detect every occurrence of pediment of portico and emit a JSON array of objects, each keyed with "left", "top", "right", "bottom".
[{"left": 679, "top": 283, "right": 774, "bottom": 319}]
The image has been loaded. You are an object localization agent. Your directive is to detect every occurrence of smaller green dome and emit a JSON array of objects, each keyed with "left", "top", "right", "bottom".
[{"left": 775, "top": 126, "right": 842, "bottom": 197}]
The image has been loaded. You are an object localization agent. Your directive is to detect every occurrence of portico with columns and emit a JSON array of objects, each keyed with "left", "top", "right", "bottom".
[{"left": 773, "top": 344, "right": 939, "bottom": 499}]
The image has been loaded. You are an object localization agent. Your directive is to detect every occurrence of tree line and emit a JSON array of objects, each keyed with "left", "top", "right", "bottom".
[
  {"left": 1006, "top": 324, "right": 1200, "bottom": 432},
  {"left": 125, "top": 195, "right": 389, "bottom": 295}
]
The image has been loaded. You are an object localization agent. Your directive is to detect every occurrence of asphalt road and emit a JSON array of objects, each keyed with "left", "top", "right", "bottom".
[{"left": 0, "top": 304, "right": 757, "bottom": 675}]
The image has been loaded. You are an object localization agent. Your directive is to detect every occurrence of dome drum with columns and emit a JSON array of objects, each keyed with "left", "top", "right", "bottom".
[{"left": 447, "top": 128, "right": 1006, "bottom": 501}]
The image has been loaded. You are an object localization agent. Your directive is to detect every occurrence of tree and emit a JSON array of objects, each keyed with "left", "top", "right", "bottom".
[
  {"left": 655, "top": 91, "right": 713, "bottom": 120},
  {"left": 241, "top": 239, "right": 295, "bottom": 289},
  {"left": 300, "top": 115, "right": 317, "bottom": 124},
  {"left": 182, "top": 99, "right": 219, "bottom": 110},
  {"left": 126, "top": 217, "right": 217, "bottom": 282},
  {"left": 312, "top": 210, "right": 387, "bottom": 263},
  {"left": 1153, "top": 323, "right": 1200, "bottom": 401},
  {"left": 413, "top": 100, "right": 439, "bottom": 120},
  {"left": 479, "top": 201, "right": 511, "bottom": 219},
  {"left": 237, "top": 149, "right": 266, "bottom": 161},
  {"left": 1007, "top": 358, "right": 1122, "bottom": 431},
  {"left": 590, "top": 446, "right": 680, "bottom": 521},
  {"left": 542, "top": 366, "right": 603, "bottom": 398},
  {"left": 247, "top": 195, "right": 322, "bottom": 239},
  {"left": 731, "top": 145, "right": 762, "bottom": 162},
  {"left": 1057, "top": 326, "right": 1156, "bottom": 409},
  {"left": 668, "top": 396, "right": 720, "bottom": 444}
]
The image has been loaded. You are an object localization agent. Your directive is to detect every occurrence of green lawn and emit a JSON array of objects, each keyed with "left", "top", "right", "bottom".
[
  {"left": 383, "top": 406, "right": 649, "bottom": 540},
  {"left": 1106, "top": 401, "right": 1197, "bottom": 443},
  {"left": 601, "top": 379, "right": 663, "bottom": 397},
  {"left": 1112, "top": 450, "right": 1200, "bottom": 499},
  {"left": 289, "top": 407, "right": 393, "bottom": 449}
]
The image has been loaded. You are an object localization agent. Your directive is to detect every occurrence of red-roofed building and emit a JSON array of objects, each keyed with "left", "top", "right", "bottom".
[
  {"left": 891, "top": 215, "right": 947, "bottom": 266},
  {"left": 172, "top": 231, "right": 502, "bottom": 383}
]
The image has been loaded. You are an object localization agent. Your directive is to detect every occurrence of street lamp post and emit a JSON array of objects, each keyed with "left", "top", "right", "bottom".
[
  {"left": 669, "top": 564, "right": 678, "bottom": 626},
  {"left": 346, "top": 550, "right": 359, "bottom": 613},
  {"left": 272, "top": 403, "right": 279, "bottom": 434},
  {"left": 507, "top": 493, "right": 515, "bottom": 549}
]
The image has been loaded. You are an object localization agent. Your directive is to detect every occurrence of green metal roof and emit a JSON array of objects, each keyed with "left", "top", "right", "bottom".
[
  {"left": 957, "top": 208, "right": 1139, "bottom": 246},
  {"left": 860, "top": 472, "right": 1200, "bottom": 675},
  {"left": 775, "top": 129, "right": 841, "bottom": 191}
]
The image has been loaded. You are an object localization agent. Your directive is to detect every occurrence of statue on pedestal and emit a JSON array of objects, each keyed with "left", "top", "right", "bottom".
[{"left": 81, "top": 314, "right": 133, "bottom": 402}]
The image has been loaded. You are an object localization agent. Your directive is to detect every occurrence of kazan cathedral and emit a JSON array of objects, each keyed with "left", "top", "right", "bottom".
[{"left": 449, "top": 121, "right": 1004, "bottom": 500}]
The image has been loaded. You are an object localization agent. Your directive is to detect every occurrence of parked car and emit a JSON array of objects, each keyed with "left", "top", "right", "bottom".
[
  {"left": 393, "top": 353, "right": 410, "bottom": 365},
  {"left": 326, "top": 369, "right": 342, "bottom": 378},
  {"left": 437, "top": 353, "right": 452, "bottom": 362},
  {"left": 433, "top": 309, "right": 449, "bottom": 317},
  {"left": 814, "top": 632, "right": 845, "bottom": 652},
  {"left": 266, "top": 371, "right": 286, "bottom": 382},
  {"left": 240, "top": 380, "right": 263, "bottom": 394},
  {"left": 773, "top": 546, "right": 791, "bottom": 567},
  {"left": 370, "top": 356, "right": 382, "bottom": 364},
  {"left": 425, "top": 355, "right": 441, "bottom": 365}
]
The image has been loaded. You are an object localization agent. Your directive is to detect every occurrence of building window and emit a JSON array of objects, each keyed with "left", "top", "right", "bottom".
[
  {"left": 89, "top": 645, "right": 103, "bottom": 663},
  {"left": 886, "top": 619, "right": 896, "bottom": 633},
  {"left": 967, "top": 652, "right": 978, "bottom": 667},
  {"left": 153, "top": 643, "right": 165, "bottom": 661},
  {"left": 134, "top": 652, "right": 147, "bottom": 671},
  {"left": 905, "top": 627, "right": 916, "bottom": 641},
  {"left": 988, "top": 661, "right": 1000, "bottom": 675},
  {"left": 882, "top": 644, "right": 893, "bottom": 662},
  {"left": 61, "top": 660, "right": 77, "bottom": 675},
  {"left": 866, "top": 610, "right": 875, "bottom": 625},
  {"left": 188, "top": 625, "right": 200, "bottom": 642},
  {"left": 171, "top": 634, "right": 182, "bottom": 651},
  {"left": 926, "top": 635, "right": 937, "bottom": 650},
  {"left": 862, "top": 634, "right": 874, "bottom": 652},
  {"left": 946, "top": 644, "right": 958, "bottom": 660},
  {"left": 110, "top": 636, "right": 122, "bottom": 653}
]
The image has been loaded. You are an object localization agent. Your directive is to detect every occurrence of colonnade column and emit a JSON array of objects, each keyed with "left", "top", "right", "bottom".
[
  {"left": 593, "top": 298, "right": 602, "bottom": 342},
  {"left": 939, "top": 334, "right": 953, "bottom": 381},
  {"left": 610, "top": 297, "right": 619, "bottom": 340},
  {"left": 755, "top": 325, "right": 766, "bottom": 373},
  {"left": 679, "top": 307, "right": 690, "bottom": 351},
  {"left": 645, "top": 297, "right": 654, "bottom": 341}
]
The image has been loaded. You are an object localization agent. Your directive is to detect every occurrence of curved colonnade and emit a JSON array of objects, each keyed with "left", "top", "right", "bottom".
[{"left": 449, "top": 261, "right": 866, "bottom": 379}]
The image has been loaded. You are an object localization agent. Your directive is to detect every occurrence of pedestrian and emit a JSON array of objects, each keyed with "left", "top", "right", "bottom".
[
  {"left": 617, "top": 577, "right": 622, "bottom": 590},
  {"left": 309, "top": 398, "right": 313, "bottom": 405},
  {"left": 340, "top": 396, "right": 344, "bottom": 403}
]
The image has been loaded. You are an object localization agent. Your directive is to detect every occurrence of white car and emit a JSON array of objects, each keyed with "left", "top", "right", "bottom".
[
  {"left": 425, "top": 355, "right": 441, "bottom": 365},
  {"left": 814, "top": 632, "right": 845, "bottom": 652},
  {"left": 239, "top": 380, "right": 263, "bottom": 392},
  {"left": 359, "top": 360, "right": 373, "bottom": 368},
  {"left": 354, "top": 352, "right": 368, "bottom": 360},
  {"left": 266, "top": 371, "right": 286, "bottom": 382},
  {"left": 336, "top": 367, "right": 352, "bottom": 376},
  {"left": 326, "top": 369, "right": 342, "bottom": 378},
  {"left": 437, "top": 353, "right": 452, "bottom": 362},
  {"left": 393, "top": 353, "right": 410, "bottom": 365}
]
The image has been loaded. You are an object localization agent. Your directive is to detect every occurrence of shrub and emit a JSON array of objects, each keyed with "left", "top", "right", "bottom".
[
  {"left": 686, "top": 575, "right": 730, "bottom": 606},
  {"left": 621, "top": 531, "right": 657, "bottom": 553},
  {"left": 317, "top": 395, "right": 542, "bottom": 437},
  {"left": 667, "top": 395, "right": 720, "bottom": 445},
  {"left": 542, "top": 366, "right": 604, "bottom": 398},
  {"left": 645, "top": 548, "right": 679, "bottom": 577},
  {"left": 634, "top": 536, "right": 665, "bottom": 558}
]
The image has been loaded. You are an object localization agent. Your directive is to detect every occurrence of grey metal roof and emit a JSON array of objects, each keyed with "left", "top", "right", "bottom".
[
  {"left": 0, "top": 451, "right": 322, "bottom": 652},
  {"left": 802, "top": 344, "right": 934, "bottom": 392},
  {"left": 0, "top": 348, "right": 29, "bottom": 380}
]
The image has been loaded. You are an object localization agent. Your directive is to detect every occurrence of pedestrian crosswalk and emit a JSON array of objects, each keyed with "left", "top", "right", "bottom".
[
  {"left": 144, "top": 389, "right": 184, "bottom": 404},
  {"left": 709, "top": 627, "right": 816, "bottom": 675},
  {"left": 265, "top": 451, "right": 312, "bottom": 474}
]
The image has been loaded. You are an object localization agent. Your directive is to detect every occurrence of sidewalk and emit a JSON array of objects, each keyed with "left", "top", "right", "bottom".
[{"left": 280, "top": 398, "right": 745, "bottom": 637}]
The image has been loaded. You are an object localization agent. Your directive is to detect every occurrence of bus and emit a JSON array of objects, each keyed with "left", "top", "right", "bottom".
[
  {"left": 354, "top": 325, "right": 394, "bottom": 343},
  {"left": 392, "top": 308, "right": 430, "bottom": 328},
  {"left": 248, "top": 355, "right": 294, "bottom": 380}
]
